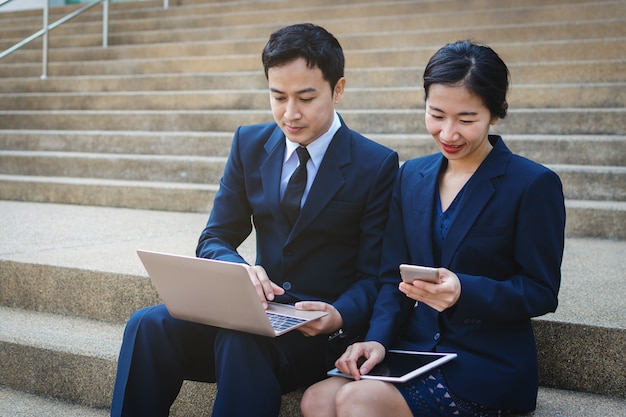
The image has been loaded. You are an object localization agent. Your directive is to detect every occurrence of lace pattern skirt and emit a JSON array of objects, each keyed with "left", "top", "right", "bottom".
[{"left": 394, "top": 369, "right": 511, "bottom": 417}]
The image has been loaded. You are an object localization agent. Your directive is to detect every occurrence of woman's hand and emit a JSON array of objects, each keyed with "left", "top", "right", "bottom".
[
  {"left": 334, "top": 341, "right": 386, "bottom": 380},
  {"left": 399, "top": 267, "right": 461, "bottom": 312}
]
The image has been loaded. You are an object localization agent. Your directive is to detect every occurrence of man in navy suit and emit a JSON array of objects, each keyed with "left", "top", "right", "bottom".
[{"left": 110, "top": 23, "right": 398, "bottom": 417}]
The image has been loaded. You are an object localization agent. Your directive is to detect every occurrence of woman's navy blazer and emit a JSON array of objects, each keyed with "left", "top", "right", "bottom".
[{"left": 366, "top": 136, "right": 566, "bottom": 412}]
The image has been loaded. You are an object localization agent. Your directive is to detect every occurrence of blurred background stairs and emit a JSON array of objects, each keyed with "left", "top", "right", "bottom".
[{"left": 0, "top": 0, "right": 624, "bottom": 415}]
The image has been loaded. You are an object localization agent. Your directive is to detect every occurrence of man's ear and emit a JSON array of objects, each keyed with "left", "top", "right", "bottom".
[{"left": 333, "top": 77, "right": 346, "bottom": 104}]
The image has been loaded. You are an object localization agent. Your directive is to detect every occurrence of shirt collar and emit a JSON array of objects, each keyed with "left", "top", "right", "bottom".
[{"left": 284, "top": 112, "right": 341, "bottom": 169}]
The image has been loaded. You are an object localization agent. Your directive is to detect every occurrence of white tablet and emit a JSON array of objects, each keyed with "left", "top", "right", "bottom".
[{"left": 327, "top": 350, "right": 457, "bottom": 383}]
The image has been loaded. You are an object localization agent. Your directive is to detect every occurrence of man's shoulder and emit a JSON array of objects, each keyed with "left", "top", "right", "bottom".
[
  {"left": 354, "top": 132, "right": 394, "bottom": 152},
  {"left": 342, "top": 128, "right": 396, "bottom": 159},
  {"left": 233, "top": 122, "right": 283, "bottom": 156},
  {"left": 237, "top": 121, "right": 279, "bottom": 139}
]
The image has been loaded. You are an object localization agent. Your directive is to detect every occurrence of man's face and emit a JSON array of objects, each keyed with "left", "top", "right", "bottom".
[{"left": 268, "top": 57, "right": 345, "bottom": 146}]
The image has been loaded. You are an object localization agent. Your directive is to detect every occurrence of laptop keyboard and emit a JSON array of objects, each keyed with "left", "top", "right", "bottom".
[{"left": 266, "top": 311, "right": 307, "bottom": 333}]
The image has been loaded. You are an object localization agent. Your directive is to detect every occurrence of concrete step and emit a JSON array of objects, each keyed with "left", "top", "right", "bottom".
[
  {"left": 3, "top": 14, "right": 624, "bottom": 51},
  {"left": 1, "top": 131, "right": 624, "bottom": 166},
  {"left": 0, "top": 0, "right": 623, "bottom": 32},
  {"left": 0, "top": 0, "right": 623, "bottom": 415},
  {"left": 2, "top": 60, "right": 625, "bottom": 94},
  {"left": 2, "top": 0, "right": 622, "bottom": 40},
  {"left": 0, "top": 200, "right": 624, "bottom": 415},
  {"left": 0, "top": 175, "right": 218, "bottom": 212},
  {"left": 0, "top": 385, "right": 109, "bottom": 417},
  {"left": 0, "top": 176, "right": 622, "bottom": 238},
  {"left": 0, "top": 151, "right": 623, "bottom": 201},
  {"left": 0, "top": 0, "right": 163, "bottom": 23},
  {"left": 565, "top": 199, "right": 626, "bottom": 240},
  {"left": 0, "top": 305, "right": 625, "bottom": 417},
  {"left": 4, "top": 18, "right": 625, "bottom": 64},
  {"left": 0, "top": 130, "right": 235, "bottom": 157},
  {"left": 2, "top": 82, "right": 625, "bottom": 110},
  {"left": 0, "top": 151, "right": 227, "bottom": 184},
  {"left": 0, "top": 200, "right": 623, "bottom": 326},
  {"left": 2, "top": 37, "right": 625, "bottom": 77},
  {"left": 548, "top": 164, "right": 626, "bottom": 201},
  {"left": 1, "top": 384, "right": 625, "bottom": 417},
  {"left": 0, "top": 108, "right": 624, "bottom": 135}
]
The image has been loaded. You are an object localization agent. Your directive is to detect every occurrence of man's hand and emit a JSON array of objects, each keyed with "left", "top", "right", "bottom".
[
  {"left": 245, "top": 265, "right": 285, "bottom": 309},
  {"left": 294, "top": 301, "right": 343, "bottom": 337}
]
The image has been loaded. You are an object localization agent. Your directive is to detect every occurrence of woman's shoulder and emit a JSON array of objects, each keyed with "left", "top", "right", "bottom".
[
  {"left": 402, "top": 152, "right": 441, "bottom": 170},
  {"left": 491, "top": 136, "right": 559, "bottom": 181},
  {"left": 506, "top": 152, "right": 559, "bottom": 180},
  {"left": 500, "top": 151, "right": 564, "bottom": 197},
  {"left": 398, "top": 153, "right": 441, "bottom": 182}
]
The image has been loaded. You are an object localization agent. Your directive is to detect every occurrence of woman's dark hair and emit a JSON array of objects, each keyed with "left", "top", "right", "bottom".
[
  {"left": 423, "top": 40, "right": 510, "bottom": 119},
  {"left": 262, "top": 23, "right": 344, "bottom": 92}
]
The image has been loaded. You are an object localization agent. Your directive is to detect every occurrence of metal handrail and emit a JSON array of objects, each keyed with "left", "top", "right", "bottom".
[{"left": 0, "top": 0, "right": 109, "bottom": 79}]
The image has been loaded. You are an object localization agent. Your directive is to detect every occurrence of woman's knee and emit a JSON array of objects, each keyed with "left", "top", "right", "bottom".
[
  {"left": 335, "top": 380, "right": 382, "bottom": 413},
  {"left": 336, "top": 380, "right": 412, "bottom": 417},
  {"left": 301, "top": 382, "right": 324, "bottom": 416},
  {"left": 301, "top": 377, "right": 349, "bottom": 417}
]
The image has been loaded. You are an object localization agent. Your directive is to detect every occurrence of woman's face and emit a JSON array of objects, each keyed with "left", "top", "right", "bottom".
[{"left": 425, "top": 83, "right": 497, "bottom": 165}]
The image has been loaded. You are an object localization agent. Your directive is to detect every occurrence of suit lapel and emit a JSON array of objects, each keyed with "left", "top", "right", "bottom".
[
  {"left": 288, "top": 123, "right": 350, "bottom": 239},
  {"left": 441, "top": 137, "right": 510, "bottom": 265},
  {"left": 260, "top": 126, "right": 288, "bottom": 227},
  {"left": 406, "top": 157, "right": 441, "bottom": 266}
]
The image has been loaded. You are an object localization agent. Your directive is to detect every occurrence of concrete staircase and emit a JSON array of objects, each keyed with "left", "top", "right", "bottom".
[{"left": 0, "top": 0, "right": 624, "bottom": 415}]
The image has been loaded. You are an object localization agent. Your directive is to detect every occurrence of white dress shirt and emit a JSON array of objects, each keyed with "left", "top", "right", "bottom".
[{"left": 280, "top": 112, "right": 341, "bottom": 205}]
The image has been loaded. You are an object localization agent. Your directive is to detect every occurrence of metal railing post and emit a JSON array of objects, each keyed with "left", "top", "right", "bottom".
[
  {"left": 2, "top": 0, "right": 173, "bottom": 79},
  {"left": 41, "top": 0, "right": 50, "bottom": 79},
  {"left": 102, "top": 0, "right": 108, "bottom": 48}
]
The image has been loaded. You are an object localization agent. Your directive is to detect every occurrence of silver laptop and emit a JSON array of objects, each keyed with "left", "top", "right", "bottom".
[{"left": 137, "top": 249, "right": 327, "bottom": 337}]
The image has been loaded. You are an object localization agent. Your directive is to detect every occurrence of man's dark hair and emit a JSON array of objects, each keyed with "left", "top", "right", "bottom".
[{"left": 262, "top": 23, "right": 345, "bottom": 92}]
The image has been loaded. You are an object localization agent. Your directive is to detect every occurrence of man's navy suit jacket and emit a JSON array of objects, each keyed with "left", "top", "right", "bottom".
[
  {"left": 366, "top": 136, "right": 566, "bottom": 412},
  {"left": 197, "top": 118, "right": 399, "bottom": 339}
]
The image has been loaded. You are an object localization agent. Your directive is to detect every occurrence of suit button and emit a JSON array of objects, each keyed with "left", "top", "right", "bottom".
[
  {"left": 434, "top": 332, "right": 440, "bottom": 341},
  {"left": 282, "top": 282, "right": 292, "bottom": 291}
]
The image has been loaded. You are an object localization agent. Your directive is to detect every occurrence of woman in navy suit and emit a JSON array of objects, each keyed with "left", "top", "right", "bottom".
[{"left": 301, "top": 40, "right": 566, "bottom": 417}]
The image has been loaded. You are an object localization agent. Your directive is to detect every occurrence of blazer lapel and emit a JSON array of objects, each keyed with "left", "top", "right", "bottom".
[
  {"left": 406, "top": 156, "right": 442, "bottom": 266},
  {"left": 288, "top": 123, "right": 350, "bottom": 239},
  {"left": 441, "top": 138, "right": 510, "bottom": 265},
  {"left": 259, "top": 126, "right": 288, "bottom": 227}
]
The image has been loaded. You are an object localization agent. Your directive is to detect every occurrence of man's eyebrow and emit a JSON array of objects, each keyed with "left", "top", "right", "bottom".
[{"left": 270, "top": 87, "right": 317, "bottom": 94}]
